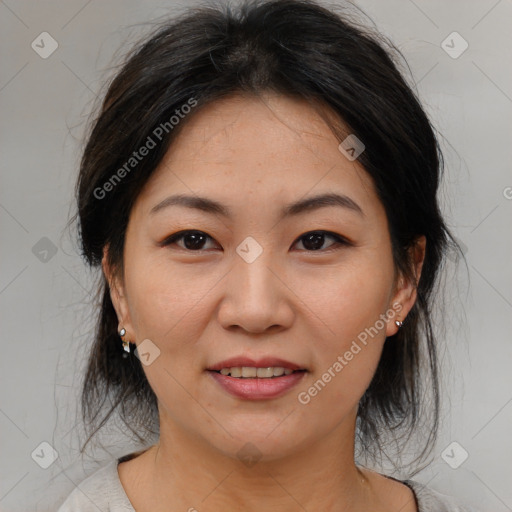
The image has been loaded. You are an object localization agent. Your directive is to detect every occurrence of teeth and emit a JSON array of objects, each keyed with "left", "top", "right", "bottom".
[
  {"left": 257, "top": 367, "right": 273, "bottom": 378},
  {"left": 217, "top": 366, "right": 298, "bottom": 378},
  {"left": 230, "top": 367, "right": 242, "bottom": 378},
  {"left": 242, "top": 367, "right": 257, "bottom": 378}
]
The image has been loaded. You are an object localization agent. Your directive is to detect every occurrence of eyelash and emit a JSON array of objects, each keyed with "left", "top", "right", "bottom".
[{"left": 160, "top": 230, "right": 351, "bottom": 253}]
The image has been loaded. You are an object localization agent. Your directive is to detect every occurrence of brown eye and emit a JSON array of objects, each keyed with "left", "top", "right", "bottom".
[
  {"left": 161, "top": 230, "right": 218, "bottom": 251},
  {"left": 293, "top": 231, "right": 349, "bottom": 252}
]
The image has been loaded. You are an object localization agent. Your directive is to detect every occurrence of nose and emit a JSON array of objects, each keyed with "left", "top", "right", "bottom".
[{"left": 217, "top": 248, "right": 294, "bottom": 335}]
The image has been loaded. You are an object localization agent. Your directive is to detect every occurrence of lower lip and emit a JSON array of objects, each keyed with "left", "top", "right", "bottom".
[{"left": 207, "top": 370, "right": 306, "bottom": 400}]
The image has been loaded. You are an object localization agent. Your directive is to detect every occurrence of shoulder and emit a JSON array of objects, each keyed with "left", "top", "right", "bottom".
[
  {"left": 405, "top": 479, "right": 478, "bottom": 512},
  {"left": 57, "top": 460, "right": 134, "bottom": 512}
]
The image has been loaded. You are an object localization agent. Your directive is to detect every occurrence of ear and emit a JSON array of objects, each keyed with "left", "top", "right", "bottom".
[
  {"left": 386, "top": 235, "right": 426, "bottom": 337},
  {"left": 102, "top": 246, "right": 135, "bottom": 341}
]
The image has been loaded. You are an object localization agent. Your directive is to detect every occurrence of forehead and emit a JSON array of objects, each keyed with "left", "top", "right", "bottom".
[{"left": 134, "top": 93, "right": 379, "bottom": 217}]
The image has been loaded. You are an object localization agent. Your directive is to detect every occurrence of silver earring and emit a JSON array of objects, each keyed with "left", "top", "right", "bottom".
[
  {"left": 119, "top": 328, "right": 130, "bottom": 353},
  {"left": 395, "top": 320, "right": 403, "bottom": 328}
]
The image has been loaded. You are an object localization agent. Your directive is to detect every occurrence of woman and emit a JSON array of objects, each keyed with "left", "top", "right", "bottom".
[{"left": 58, "top": 0, "right": 475, "bottom": 510}]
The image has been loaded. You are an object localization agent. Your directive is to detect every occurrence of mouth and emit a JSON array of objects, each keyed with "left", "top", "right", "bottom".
[{"left": 206, "top": 357, "right": 308, "bottom": 400}]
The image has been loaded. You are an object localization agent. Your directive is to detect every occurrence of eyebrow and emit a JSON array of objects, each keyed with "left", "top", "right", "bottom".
[{"left": 150, "top": 192, "right": 364, "bottom": 219}]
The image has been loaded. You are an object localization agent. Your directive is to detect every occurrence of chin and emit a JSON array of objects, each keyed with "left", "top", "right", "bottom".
[{"left": 204, "top": 424, "right": 311, "bottom": 465}]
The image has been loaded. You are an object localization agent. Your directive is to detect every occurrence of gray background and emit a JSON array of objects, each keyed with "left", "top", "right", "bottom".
[{"left": 1, "top": 0, "right": 511, "bottom": 510}]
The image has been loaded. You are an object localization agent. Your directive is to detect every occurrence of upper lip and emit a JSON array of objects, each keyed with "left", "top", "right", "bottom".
[{"left": 207, "top": 357, "right": 305, "bottom": 372}]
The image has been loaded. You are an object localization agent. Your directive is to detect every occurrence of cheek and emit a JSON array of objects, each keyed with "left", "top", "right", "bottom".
[
  {"left": 122, "top": 252, "right": 225, "bottom": 406},
  {"left": 122, "top": 256, "right": 216, "bottom": 421},
  {"left": 293, "top": 256, "right": 393, "bottom": 406},
  {"left": 124, "top": 250, "right": 213, "bottom": 341},
  {"left": 296, "top": 255, "right": 393, "bottom": 345}
]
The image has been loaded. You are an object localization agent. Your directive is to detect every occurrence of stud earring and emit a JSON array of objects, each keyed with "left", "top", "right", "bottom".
[
  {"left": 395, "top": 320, "right": 403, "bottom": 328},
  {"left": 119, "top": 328, "right": 130, "bottom": 353}
]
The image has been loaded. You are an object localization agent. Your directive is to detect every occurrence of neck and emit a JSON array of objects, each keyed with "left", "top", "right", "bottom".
[{"left": 138, "top": 413, "right": 375, "bottom": 511}]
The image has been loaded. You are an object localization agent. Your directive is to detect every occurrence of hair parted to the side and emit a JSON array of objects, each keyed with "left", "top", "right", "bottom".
[{"left": 74, "top": 0, "right": 457, "bottom": 474}]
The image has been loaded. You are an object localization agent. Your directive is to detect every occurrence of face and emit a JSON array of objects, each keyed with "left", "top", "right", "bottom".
[{"left": 106, "top": 93, "right": 423, "bottom": 462}]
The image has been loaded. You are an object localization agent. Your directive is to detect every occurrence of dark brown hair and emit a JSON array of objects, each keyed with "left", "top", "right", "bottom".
[{"left": 74, "top": 0, "right": 456, "bottom": 473}]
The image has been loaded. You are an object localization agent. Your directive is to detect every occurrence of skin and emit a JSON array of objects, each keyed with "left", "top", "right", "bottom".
[{"left": 104, "top": 93, "right": 425, "bottom": 512}]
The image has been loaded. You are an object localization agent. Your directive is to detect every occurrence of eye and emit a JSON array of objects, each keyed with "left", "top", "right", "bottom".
[
  {"left": 160, "top": 230, "right": 219, "bottom": 251},
  {"left": 292, "top": 230, "right": 350, "bottom": 252}
]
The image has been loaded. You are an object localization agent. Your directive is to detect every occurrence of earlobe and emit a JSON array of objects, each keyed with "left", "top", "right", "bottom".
[
  {"left": 386, "top": 235, "right": 426, "bottom": 337},
  {"left": 102, "top": 247, "right": 134, "bottom": 339}
]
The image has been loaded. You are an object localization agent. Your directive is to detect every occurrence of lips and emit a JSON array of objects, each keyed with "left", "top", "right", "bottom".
[{"left": 206, "top": 356, "right": 307, "bottom": 400}]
